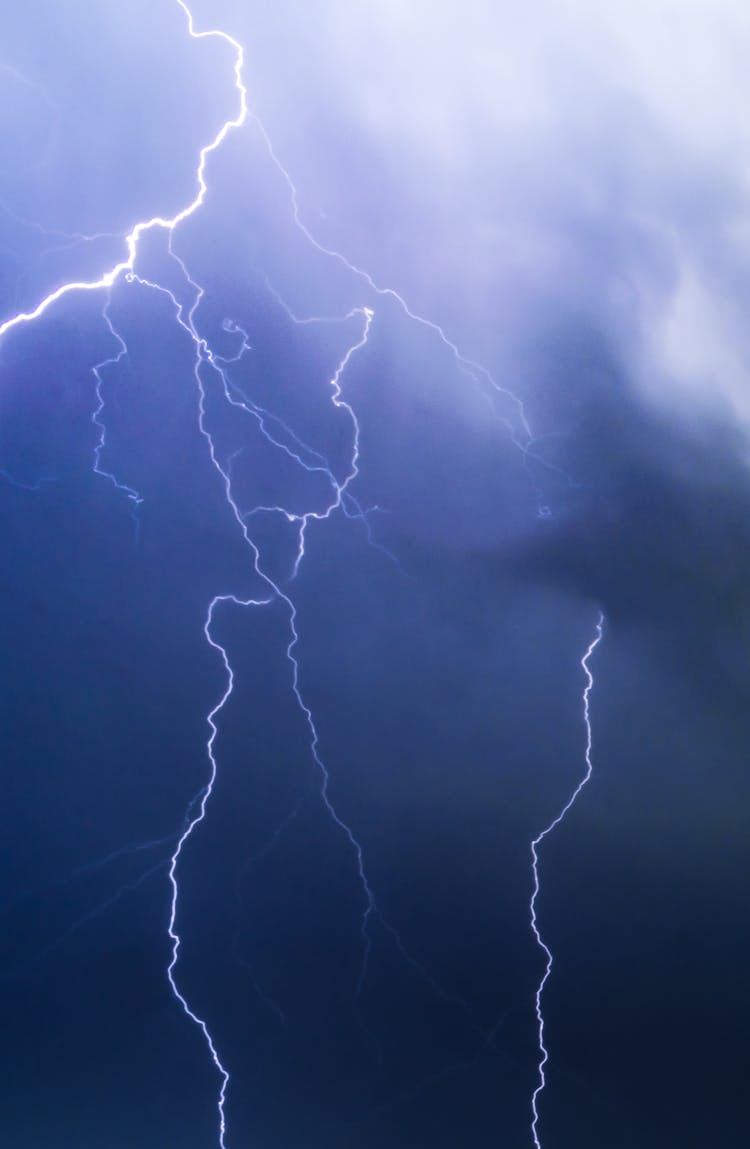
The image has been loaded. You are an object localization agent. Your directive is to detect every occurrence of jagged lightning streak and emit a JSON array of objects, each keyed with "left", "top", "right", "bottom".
[
  {"left": 529, "top": 610, "right": 604, "bottom": 1148},
  {"left": 166, "top": 593, "right": 269, "bottom": 1149},
  {"left": 0, "top": 0, "right": 247, "bottom": 344},
  {"left": 0, "top": 0, "right": 576, "bottom": 1138}
]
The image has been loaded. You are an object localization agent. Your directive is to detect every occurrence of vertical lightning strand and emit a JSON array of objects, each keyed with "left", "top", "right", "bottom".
[
  {"left": 529, "top": 610, "right": 604, "bottom": 1148},
  {"left": 165, "top": 594, "right": 268, "bottom": 1149},
  {"left": 151, "top": 12, "right": 248, "bottom": 1147},
  {"left": 0, "top": 0, "right": 580, "bottom": 1139}
]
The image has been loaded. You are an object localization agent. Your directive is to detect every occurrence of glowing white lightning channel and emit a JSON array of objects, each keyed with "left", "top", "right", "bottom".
[
  {"left": 529, "top": 610, "right": 604, "bottom": 1148},
  {"left": 0, "top": 0, "right": 246, "bottom": 344},
  {"left": 0, "top": 0, "right": 579, "bottom": 1139},
  {"left": 167, "top": 593, "right": 270, "bottom": 1149}
]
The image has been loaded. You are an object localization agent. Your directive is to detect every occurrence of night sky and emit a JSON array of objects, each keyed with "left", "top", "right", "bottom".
[{"left": 1, "top": 3, "right": 749, "bottom": 1147}]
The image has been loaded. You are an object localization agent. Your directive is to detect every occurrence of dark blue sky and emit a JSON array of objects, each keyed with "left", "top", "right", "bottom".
[{"left": 1, "top": 3, "right": 748, "bottom": 1147}]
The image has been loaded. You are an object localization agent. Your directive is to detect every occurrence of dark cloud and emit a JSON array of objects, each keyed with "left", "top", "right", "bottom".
[{"left": 507, "top": 319, "right": 750, "bottom": 700}]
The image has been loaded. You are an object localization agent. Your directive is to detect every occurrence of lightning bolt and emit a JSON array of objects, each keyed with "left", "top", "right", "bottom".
[
  {"left": 165, "top": 593, "right": 269, "bottom": 1149},
  {"left": 1, "top": 3, "right": 481, "bottom": 1135},
  {"left": 0, "top": 0, "right": 245, "bottom": 344},
  {"left": 1, "top": 1, "right": 596, "bottom": 1142},
  {"left": 529, "top": 610, "right": 605, "bottom": 1148}
]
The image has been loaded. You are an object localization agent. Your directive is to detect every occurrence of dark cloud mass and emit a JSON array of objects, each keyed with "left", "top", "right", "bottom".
[
  {"left": 511, "top": 321, "right": 750, "bottom": 698},
  {"left": 0, "top": 3, "right": 748, "bottom": 1148}
]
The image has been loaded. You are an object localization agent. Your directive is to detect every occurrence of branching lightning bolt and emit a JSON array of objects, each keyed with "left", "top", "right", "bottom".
[
  {"left": 1, "top": 3, "right": 479, "bottom": 1134},
  {"left": 166, "top": 593, "right": 269, "bottom": 1149},
  {"left": 529, "top": 610, "right": 604, "bottom": 1148},
  {"left": 1, "top": 0, "right": 593, "bottom": 1141}
]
